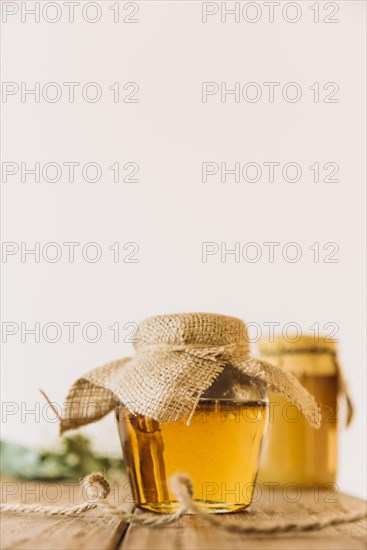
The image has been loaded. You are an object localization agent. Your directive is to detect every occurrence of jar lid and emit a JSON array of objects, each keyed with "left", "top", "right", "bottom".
[
  {"left": 257, "top": 333, "right": 354, "bottom": 426},
  {"left": 258, "top": 335, "right": 337, "bottom": 358}
]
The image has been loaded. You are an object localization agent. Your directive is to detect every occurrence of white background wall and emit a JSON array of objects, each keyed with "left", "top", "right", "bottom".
[{"left": 1, "top": 1, "right": 366, "bottom": 498}]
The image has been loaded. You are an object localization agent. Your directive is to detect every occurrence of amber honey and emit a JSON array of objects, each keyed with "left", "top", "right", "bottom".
[
  {"left": 118, "top": 399, "right": 268, "bottom": 513},
  {"left": 257, "top": 375, "right": 337, "bottom": 486},
  {"left": 257, "top": 336, "right": 339, "bottom": 487}
]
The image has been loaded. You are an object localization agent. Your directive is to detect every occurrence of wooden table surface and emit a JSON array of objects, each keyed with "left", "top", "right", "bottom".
[{"left": 1, "top": 478, "right": 366, "bottom": 550}]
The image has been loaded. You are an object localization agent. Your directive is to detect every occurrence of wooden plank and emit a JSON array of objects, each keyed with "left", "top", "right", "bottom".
[
  {"left": 120, "top": 490, "right": 367, "bottom": 550},
  {"left": 1, "top": 511, "right": 128, "bottom": 550},
  {"left": 1, "top": 476, "right": 133, "bottom": 550}
]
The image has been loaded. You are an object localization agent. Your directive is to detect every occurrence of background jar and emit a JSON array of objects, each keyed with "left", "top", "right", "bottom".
[
  {"left": 117, "top": 366, "right": 268, "bottom": 514},
  {"left": 256, "top": 336, "right": 344, "bottom": 487}
]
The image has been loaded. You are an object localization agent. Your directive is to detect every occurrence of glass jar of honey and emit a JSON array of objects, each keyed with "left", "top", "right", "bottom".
[
  {"left": 60, "top": 312, "right": 321, "bottom": 513},
  {"left": 256, "top": 335, "right": 351, "bottom": 487},
  {"left": 117, "top": 368, "right": 268, "bottom": 513}
]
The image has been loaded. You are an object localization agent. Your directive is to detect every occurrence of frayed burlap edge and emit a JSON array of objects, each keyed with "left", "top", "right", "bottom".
[{"left": 59, "top": 313, "right": 321, "bottom": 433}]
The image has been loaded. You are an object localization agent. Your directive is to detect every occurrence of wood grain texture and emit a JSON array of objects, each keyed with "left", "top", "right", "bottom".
[
  {"left": 120, "top": 489, "right": 367, "bottom": 550},
  {"left": 1, "top": 476, "right": 133, "bottom": 550},
  {"left": 1, "top": 512, "right": 128, "bottom": 550},
  {"left": 2, "top": 480, "right": 366, "bottom": 550}
]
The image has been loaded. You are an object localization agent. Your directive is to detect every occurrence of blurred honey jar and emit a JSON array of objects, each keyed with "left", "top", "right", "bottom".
[{"left": 256, "top": 335, "right": 353, "bottom": 487}]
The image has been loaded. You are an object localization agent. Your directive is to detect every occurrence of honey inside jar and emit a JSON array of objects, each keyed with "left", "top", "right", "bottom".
[
  {"left": 118, "top": 399, "right": 268, "bottom": 513},
  {"left": 257, "top": 336, "right": 339, "bottom": 487}
]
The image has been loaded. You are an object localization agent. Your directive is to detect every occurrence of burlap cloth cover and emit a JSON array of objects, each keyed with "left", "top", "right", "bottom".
[{"left": 60, "top": 313, "right": 321, "bottom": 433}]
